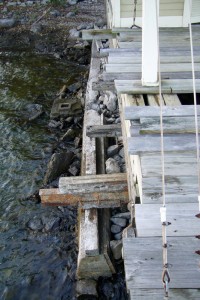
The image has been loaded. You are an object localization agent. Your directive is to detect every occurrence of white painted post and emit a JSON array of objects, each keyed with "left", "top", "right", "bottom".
[{"left": 142, "top": 0, "right": 159, "bottom": 86}]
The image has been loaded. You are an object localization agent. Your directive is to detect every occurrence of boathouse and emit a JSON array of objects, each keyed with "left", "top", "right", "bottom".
[{"left": 40, "top": 0, "right": 200, "bottom": 298}]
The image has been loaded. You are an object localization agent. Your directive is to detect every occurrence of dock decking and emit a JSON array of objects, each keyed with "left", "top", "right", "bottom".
[{"left": 95, "top": 26, "right": 200, "bottom": 298}]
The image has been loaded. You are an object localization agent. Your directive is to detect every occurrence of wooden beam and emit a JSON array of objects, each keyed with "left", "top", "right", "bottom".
[
  {"left": 86, "top": 124, "right": 122, "bottom": 137},
  {"left": 115, "top": 79, "right": 200, "bottom": 94},
  {"left": 59, "top": 173, "right": 127, "bottom": 194},
  {"left": 81, "top": 29, "right": 116, "bottom": 40}
]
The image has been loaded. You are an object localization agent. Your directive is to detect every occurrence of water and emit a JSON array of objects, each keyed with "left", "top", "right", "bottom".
[{"left": 0, "top": 51, "right": 87, "bottom": 300}]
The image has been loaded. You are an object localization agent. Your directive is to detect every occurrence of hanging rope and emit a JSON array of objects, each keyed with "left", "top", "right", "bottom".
[
  {"left": 155, "top": 1, "right": 170, "bottom": 297},
  {"left": 189, "top": 0, "right": 200, "bottom": 211},
  {"left": 130, "top": 0, "right": 141, "bottom": 29}
]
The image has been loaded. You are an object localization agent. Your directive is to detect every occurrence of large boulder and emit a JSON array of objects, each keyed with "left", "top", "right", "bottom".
[{"left": 44, "top": 151, "right": 73, "bottom": 184}]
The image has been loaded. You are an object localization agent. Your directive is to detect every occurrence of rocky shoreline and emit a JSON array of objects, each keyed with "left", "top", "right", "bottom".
[{"left": 0, "top": 1, "right": 129, "bottom": 299}]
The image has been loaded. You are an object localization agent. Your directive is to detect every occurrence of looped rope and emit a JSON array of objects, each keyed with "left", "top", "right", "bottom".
[
  {"left": 130, "top": 0, "right": 141, "bottom": 29},
  {"left": 162, "top": 269, "right": 170, "bottom": 297}
]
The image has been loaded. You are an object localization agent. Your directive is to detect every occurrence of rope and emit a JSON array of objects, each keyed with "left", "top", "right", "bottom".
[
  {"left": 130, "top": 0, "right": 141, "bottom": 29},
  {"left": 188, "top": 0, "right": 200, "bottom": 211},
  {"left": 155, "top": 1, "right": 170, "bottom": 296}
]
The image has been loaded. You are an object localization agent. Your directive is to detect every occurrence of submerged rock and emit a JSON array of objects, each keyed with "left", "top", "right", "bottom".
[
  {"left": 27, "top": 217, "right": 43, "bottom": 231},
  {"left": 26, "top": 104, "right": 44, "bottom": 121},
  {"left": 44, "top": 151, "right": 73, "bottom": 184},
  {"left": 0, "top": 18, "right": 16, "bottom": 28}
]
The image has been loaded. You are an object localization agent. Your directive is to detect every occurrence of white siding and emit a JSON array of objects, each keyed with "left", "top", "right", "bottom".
[
  {"left": 121, "top": 0, "right": 184, "bottom": 18},
  {"left": 191, "top": 0, "right": 200, "bottom": 23}
]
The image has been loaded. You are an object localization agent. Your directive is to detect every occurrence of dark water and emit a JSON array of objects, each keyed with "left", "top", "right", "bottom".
[{"left": 0, "top": 52, "right": 87, "bottom": 300}]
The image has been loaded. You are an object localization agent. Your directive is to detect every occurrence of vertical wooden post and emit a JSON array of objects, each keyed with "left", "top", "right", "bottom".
[
  {"left": 142, "top": 0, "right": 159, "bottom": 86},
  {"left": 112, "top": 0, "right": 121, "bottom": 27}
]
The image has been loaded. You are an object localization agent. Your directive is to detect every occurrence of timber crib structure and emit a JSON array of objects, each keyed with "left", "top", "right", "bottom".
[{"left": 40, "top": 1, "right": 200, "bottom": 299}]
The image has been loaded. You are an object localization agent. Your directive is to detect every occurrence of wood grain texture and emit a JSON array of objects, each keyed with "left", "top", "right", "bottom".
[
  {"left": 123, "top": 237, "right": 200, "bottom": 289},
  {"left": 135, "top": 203, "right": 199, "bottom": 237}
]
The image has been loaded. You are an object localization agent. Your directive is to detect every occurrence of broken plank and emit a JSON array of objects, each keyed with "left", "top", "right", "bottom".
[
  {"left": 59, "top": 173, "right": 127, "bottom": 194},
  {"left": 39, "top": 187, "right": 128, "bottom": 208},
  {"left": 128, "top": 134, "right": 200, "bottom": 155},
  {"left": 86, "top": 124, "right": 122, "bottom": 137},
  {"left": 115, "top": 79, "right": 200, "bottom": 94},
  {"left": 125, "top": 105, "right": 200, "bottom": 120}
]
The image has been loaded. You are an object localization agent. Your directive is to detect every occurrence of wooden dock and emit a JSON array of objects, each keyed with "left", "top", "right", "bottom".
[
  {"left": 40, "top": 24, "right": 200, "bottom": 298},
  {"left": 83, "top": 26, "right": 200, "bottom": 298}
]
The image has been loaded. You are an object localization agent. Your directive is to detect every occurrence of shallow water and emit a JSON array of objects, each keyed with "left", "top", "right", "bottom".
[{"left": 0, "top": 51, "right": 87, "bottom": 300}]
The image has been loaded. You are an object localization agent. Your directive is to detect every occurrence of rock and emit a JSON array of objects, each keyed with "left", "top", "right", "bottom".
[
  {"left": 66, "top": 12, "right": 76, "bottom": 17},
  {"left": 67, "top": 82, "right": 82, "bottom": 93},
  {"left": 60, "top": 128, "right": 78, "bottom": 142},
  {"left": 26, "top": 104, "right": 43, "bottom": 121},
  {"left": 27, "top": 218, "right": 43, "bottom": 231},
  {"left": 119, "top": 147, "right": 125, "bottom": 158},
  {"left": 111, "top": 224, "right": 122, "bottom": 234},
  {"left": 69, "top": 28, "right": 80, "bottom": 38},
  {"left": 106, "top": 158, "right": 120, "bottom": 174},
  {"left": 77, "top": 24, "right": 86, "bottom": 31},
  {"left": 30, "top": 23, "right": 43, "bottom": 33},
  {"left": 104, "top": 91, "right": 117, "bottom": 112},
  {"left": 115, "top": 117, "right": 121, "bottom": 124},
  {"left": 111, "top": 217, "right": 127, "bottom": 228},
  {"left": 95, "top": 18, "right": 106, "bottom": 28},
  {"left": 105, "top": 117, "right": 115, "bottom": 124},
  {"left": 48, "top": 120, "right": 62, "bottom": 129},
  {"left": 107, "top": 145, "right": 120, "bottom": 157},
  {"left": 86, "top": 22, "right": 94, "bottom": 29},
  {"left": 114, "top": 212, "right": 131, "bottom": 220},
  {"left": 68, "top": 165, "right": 79, "bottom": 176},
  {"left": 50, "top": 10, "right": 61, "bottom": 17},
  {"left": 67, "top": 0, "right": 78, "bottom": 5},
  {"left": 74, "top": 137, "right": 81, "bottom": 148},
  {"left": 110, "top": 240, "right": 123, "bottom": 260},
  {"left": 44, "top": 151, "right": 73, "bottom": 184},
  {"left": 76, "top": 279, "right": 97, "bottom": 297},
  {"left": 43, "top": 216, "right": 61, "bottom": 232},
  {"left": 114, "top": 232, "right": 123, "bottom": 240},
  {"left": 0, "top": 18, "right": 16, "bottom": 28}
]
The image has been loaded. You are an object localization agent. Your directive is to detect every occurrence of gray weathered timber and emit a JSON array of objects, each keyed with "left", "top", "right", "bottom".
[
  {"left": 125, "top": 105, "right": 200, "bottom": 120},
  {"left": 141, "top": 155, "right": 196, "bottom": 177},
  {"left": 108, "top": 55, "right": 200, "bottom": 64},
  {"left": 128, "top": 135, "right": 200, "bottom": 155},
  {"left": 102, "top": 71, "right": 200, "bottom": 81},
  {"left": 59, "top": 173, "right": 127, "bottom": 194},
  {"left": 106, "top": 63, "right": 200, "bottom": 73},
  {"left": 86, "top": 124, "right": 122, "bottom": 137},
  {"left": 162, "top": 94, "right": 181, "bottom": 106},
  {"left": 115, "top": 79, "right": 200, "bottom": 94},
  {"left": 136, "top": 116, "right": 200, "bottom": 134},
  {"left": 123, "top": 237, "right": 200, "bottom": 289},
  {"left": 135, "top": 203, "right": 199, "bottom": 237},
  {"left": 130, "top": 289, "right": 200, "bottom": 300}
]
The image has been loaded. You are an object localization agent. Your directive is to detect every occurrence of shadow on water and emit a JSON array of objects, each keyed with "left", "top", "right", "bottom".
[{"left": 0, "top": 51, "right": 87, "bottom": 300}]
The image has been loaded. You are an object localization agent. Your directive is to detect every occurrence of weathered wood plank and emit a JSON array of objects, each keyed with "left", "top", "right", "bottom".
[
  {"left": 115, "top": 79, "right": 200, "bottom": 94},
  {"left": 162, "top": 94, "right": 181, "bottom": 106},
  {"left": 40, "top": 187, "right": 128, "bottom": 208},
  {"left": 86, "top": 124, "right": 122, "bottom": 137},
  {"left": 106, "top": 63, "right": 200, "bottom": 73},
  {"left": 102, "top": 71, "right": 200, "bottom": 81},
  {"left": 125, "top": 105, "right": 200, "bottom": 120},
  {"left": 108, "top": 55, "right": 200, "bottom": 64},
  {"left": 130, "top": 288, "right": 200, "bottom": 300},
  {"left": 128, "top": 134, "right": 200, "bottom": 155},
  {"left": 141, "top": 155, "right": 196, "bottom": 177},
  {"left": 123, "top": 237, "right": 200, "bottom": 289},
  {"left": 135, "top": 116, "right": 200, "bottom": 134},
  {"left": 59, "top": 173, "right": 127, "bottom": 194}
]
